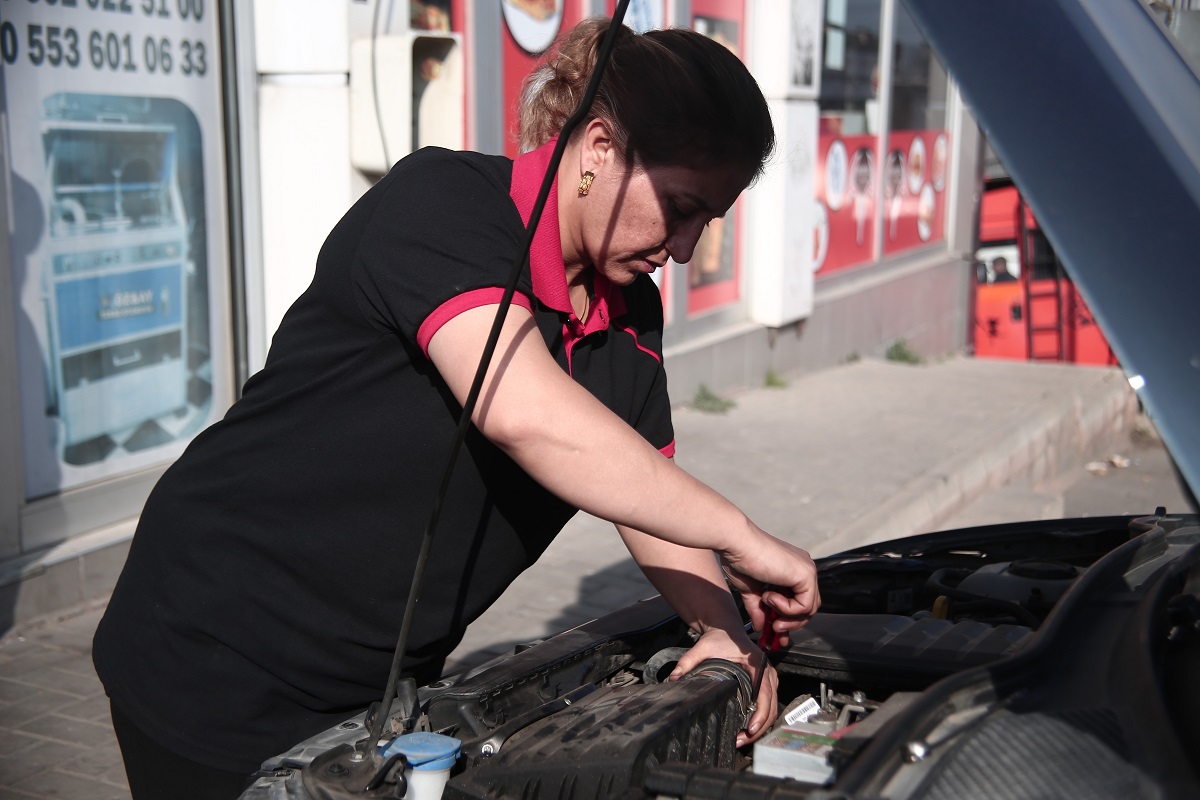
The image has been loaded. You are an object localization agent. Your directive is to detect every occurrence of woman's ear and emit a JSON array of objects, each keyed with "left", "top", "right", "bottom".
[{"left": 579, "top": 118, "right": 616, "bottom": 175}]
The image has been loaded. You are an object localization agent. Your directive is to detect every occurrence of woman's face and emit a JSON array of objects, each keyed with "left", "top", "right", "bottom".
[{"left": 572, "top": 156, "right": 750, "bottom": 286}]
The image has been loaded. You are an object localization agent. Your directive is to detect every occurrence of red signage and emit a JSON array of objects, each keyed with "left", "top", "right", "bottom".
[
  {"left": 814, "top": 133, "right": 877, "bottom": 275},
  {"left": 882, "top": 130, "right": 948, "bottom": 256}
]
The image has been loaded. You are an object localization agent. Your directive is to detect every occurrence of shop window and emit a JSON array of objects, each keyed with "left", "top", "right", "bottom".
[
  {"left": 882, "top": 0, "right": 949, "bottom": 255},
  {"left": 814, "top": 0, "right": 882, "bottom": 275},
  {"left": 687, "top": 0, "right": 746, "bottom": 315}
]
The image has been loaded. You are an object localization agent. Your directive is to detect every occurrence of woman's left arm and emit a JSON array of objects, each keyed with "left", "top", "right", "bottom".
[{"left": 616, "top": 523, "right": 778, "bottom": 746}]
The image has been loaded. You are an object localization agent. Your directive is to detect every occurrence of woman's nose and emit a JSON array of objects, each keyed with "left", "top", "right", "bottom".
[{"left": 666, "top": 220, "right": 707, "bottom": 265}]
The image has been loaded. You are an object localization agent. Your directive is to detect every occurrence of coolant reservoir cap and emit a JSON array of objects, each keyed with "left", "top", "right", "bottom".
[{"left": 379, "top": 732, "right": 461, "bottom": 771}]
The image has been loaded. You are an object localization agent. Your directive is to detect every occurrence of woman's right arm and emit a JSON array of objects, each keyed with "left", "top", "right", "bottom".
[{"left": 425, "top": 303, "right": 820, "bottom": 629}]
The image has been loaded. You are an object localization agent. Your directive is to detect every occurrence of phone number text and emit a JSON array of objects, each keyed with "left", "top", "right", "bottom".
[
  {"left": 1, "top": 23, "right": 207, "bottom": 75},
  {"left": 4, "top": 0, "right": 205, "bottom": 23}
]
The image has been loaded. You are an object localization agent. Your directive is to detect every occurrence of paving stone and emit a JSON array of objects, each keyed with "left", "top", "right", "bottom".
[
  {"left": 49, "top": 606, "right": 106, "bottom": 635},
  {"left": 99, "top": 764, "right": 131, "bottom": 791},
  {"left": 0, "top": 686, "right": 83, "bottom": 728},
  {"left": 10, "top": 666, "right": 103, "bottom": 698},
  {"left": 58, "top": 741, "right": 126, "bottom": 779},
  {"left": 55, "top": 692, "right": 112, "bottom": 723},
  {"left": 0, "top": 675, "right": 53, "bottom": 703},
  {"left": 18, "top": 713, "right": 116, "bottom": 749},
  {"left": 11, "top": 766, "right": 130, "bottom": 800},
  {"left": 0, "top": 637, "right": 39, "bottom": 659},
  {"left": 0, "top": 737, "right": 88, "bottom": 787},
  {"left": 0, "top": 727, "right": 45, "bottom": 758},
  {"left": 1, "top": 648, "right": 79, "bottom": 679}
]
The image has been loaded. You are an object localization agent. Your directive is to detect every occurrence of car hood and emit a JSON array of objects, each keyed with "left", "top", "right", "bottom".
[{"left": 905, "top": 0, "right": 1200, "bottom": 500}]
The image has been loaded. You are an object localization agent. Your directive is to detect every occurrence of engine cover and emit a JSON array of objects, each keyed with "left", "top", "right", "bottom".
[{"left": 444, "top": 660, "right": 751, "bottom": 800}]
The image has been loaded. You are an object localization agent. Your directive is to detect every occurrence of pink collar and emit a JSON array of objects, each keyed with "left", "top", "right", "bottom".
[{"left": 509, "top": 140, "right": 627, "bottom": 331}]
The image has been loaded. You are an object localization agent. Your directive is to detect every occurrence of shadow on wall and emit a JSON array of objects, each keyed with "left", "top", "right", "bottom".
[{"left": 3, "top": 172, "right": 56, "bottom": 639}]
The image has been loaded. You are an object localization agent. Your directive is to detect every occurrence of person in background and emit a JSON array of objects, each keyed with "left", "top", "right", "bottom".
[
  {"left": 93, "top": 18, "right": 821, "bottom": 800},
  {"left": 992, "top": 255, "right": 1018, "bottom": 282}
]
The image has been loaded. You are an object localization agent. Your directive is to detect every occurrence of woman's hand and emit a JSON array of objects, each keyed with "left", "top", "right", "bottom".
[
  {"left": 720, "top": 531, "right": 821, "bottom": 649},
  {"left": 668, "top": 627, "right": 778, "bottom": 747}
]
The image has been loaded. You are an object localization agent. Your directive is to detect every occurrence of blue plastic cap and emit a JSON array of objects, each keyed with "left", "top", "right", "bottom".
[{"left": 379, "top": 732, "right": 461, "bottom": 771}]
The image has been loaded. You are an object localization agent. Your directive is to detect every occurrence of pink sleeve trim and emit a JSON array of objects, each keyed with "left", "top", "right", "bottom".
[
  {"left": 616, "top": 325, "right": 663, "bottom": 364},
  {"left": 417, "top": 288, "right": 534, "bottom": 356},
  {"left": 659, "top": 441, "right": 676, "bottom": 459}
]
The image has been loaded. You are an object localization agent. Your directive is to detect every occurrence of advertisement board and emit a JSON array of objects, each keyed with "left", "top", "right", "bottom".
[
  {"left": 2, "top": 0, "right": 231, "bottom": 500},
  {"left": 881, "top": 129, "right": 948, "bottom": 255},
  {"left": 813, "top": 131, "right": 875, "bottom": 274}
]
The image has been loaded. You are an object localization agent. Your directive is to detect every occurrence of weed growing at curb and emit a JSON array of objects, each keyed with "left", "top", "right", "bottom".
[
  {"left": 765, "top": 369, "right": 789, "bottom": 389},
  {"left": 885, "top": 339, "right": 924, "bottom": 365},
  {"left": 692, "top": 384, "right": 736, "bottom": 413}
]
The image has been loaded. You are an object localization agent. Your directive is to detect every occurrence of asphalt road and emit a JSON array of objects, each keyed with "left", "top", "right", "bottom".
[
  {"left": 940, "top": 416, "right": 1198, "bottom": 530},
  {"left": 1059, "top": 421, "right": 1197, "bottom": 518}
]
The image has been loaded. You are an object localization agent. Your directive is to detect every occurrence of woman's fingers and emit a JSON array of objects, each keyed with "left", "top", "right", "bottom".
[
  {"left": 668, "top": 628, "right": 778, "bottom": 746},
  {"left": 722, "top": 537, "right": 822, "bottom": 634}
]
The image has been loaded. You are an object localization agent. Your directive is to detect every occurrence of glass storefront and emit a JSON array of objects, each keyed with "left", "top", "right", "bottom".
[
  {"left": 1, "top": 1, "right": 236, "bottom": 541},
  {"left": 814, "top": 0, "right": 948, "bottom": 277},
  {"left": 688, "top": 0, "right": 746, "bottom": 315},
  {"left": 882, "top": 0, "right": 949, "bottom": 256}
]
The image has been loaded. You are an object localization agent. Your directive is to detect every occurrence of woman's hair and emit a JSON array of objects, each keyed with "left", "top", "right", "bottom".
[{"left": 519, "top": 18, "right": 775, "bottom": 182}]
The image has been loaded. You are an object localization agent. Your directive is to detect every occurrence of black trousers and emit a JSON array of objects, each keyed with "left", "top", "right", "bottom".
[{"left": 110, "top": 701, "right": 257, "bottom": 800}]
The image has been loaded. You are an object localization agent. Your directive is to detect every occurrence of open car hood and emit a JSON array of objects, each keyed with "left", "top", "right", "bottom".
[{"left": 905, "top": 0, "right": 1200, "bottom": 501}]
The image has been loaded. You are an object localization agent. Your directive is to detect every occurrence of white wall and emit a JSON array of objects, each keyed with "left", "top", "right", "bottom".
[{"left": 253, "top": 0, "right": 356, "bottom": 352}]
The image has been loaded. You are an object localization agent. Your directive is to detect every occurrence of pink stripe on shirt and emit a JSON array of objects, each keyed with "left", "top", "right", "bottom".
[{"left": 418, "top": 288, "right": 534, "bottom": 356}]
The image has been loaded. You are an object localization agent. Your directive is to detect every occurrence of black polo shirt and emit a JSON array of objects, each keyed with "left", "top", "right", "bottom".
[{"left": 93, "top": 142, "right": 674, "bottom": 773}]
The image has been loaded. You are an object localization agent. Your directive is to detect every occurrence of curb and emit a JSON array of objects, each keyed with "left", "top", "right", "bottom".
[{"left": 814, "top": 368, "right": 1137, "bottom": 556}]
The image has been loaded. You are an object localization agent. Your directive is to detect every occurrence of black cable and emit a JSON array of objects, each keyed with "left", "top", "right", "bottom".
[
  {"left": 366, "top": 0, "right": 633, "bottom": 755},
  {"left": 370, "top": 0, "right": 391, "bottom": 171}
]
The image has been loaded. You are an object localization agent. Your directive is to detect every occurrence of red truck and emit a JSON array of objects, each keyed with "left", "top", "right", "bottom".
[{"left": 972, "top": 174, "right": 1116, "bottom": 365}]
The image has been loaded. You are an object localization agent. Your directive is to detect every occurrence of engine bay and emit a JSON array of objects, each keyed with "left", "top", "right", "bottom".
[{"left": 242, "top": 514, "right": 1200, "bottom": 799}]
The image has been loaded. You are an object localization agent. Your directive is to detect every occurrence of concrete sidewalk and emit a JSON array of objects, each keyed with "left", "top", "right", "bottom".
[
  {"left": 448, "top": 356, "right": 1141, "bottom": 668},
  {"left": 0, "top": 356, "right": 1161, "bottom": 799}
]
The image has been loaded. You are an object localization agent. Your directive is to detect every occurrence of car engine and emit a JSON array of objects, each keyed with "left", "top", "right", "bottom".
[{"left": 241, "top": 513, "right": 1200, "bottom": 799}]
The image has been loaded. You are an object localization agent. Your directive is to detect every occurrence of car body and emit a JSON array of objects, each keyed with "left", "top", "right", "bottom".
[{"left": 239, "top": 1, "right": 1200, "bottom": 797}]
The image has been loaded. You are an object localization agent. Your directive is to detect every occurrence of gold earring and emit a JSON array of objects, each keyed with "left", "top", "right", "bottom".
[{"left": 578, "top": 171, "right": 595, "bottom": 196}]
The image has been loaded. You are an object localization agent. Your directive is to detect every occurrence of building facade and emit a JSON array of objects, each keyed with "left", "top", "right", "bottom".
[{"left": 0, "top": 0, "right": 980, "bottom": 628}]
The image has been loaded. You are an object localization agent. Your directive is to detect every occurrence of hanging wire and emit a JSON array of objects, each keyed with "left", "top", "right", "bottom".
[
  {"left": 371, "top": 0, "right": 392, "bottom": 170},
  {"left": 364, "top": 0, "right": 634, "bottom": 756}
]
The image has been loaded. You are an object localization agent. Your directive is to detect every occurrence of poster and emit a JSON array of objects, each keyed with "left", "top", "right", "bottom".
[
  {"left": 813, "top": 132, "right": 876, "bottom": 274},
  {"left": 788, "top": 0, "right": 822, "bottom": 99},
  {"left": 2, "top": 0, "right": 231, "bottom": 500},
  {"left": 882, "top": 130, "right": 948, "bottom": 255}
]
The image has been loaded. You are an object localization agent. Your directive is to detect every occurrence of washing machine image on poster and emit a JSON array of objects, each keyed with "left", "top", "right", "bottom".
[
  {"left": 38, "top": 94, "right": 208, "bottom": 465},
  {"left": 2, "top": 1, "right": 232, "bottom": 500}
]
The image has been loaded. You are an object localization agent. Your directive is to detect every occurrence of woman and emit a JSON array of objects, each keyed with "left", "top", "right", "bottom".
[{"left": 93, "top": 18, "right": 820, "bottom": 799}]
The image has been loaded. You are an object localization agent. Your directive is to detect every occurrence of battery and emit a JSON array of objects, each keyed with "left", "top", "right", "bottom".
[{"left": 752, "top": 725, "right": 837, "bottom": 784}]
